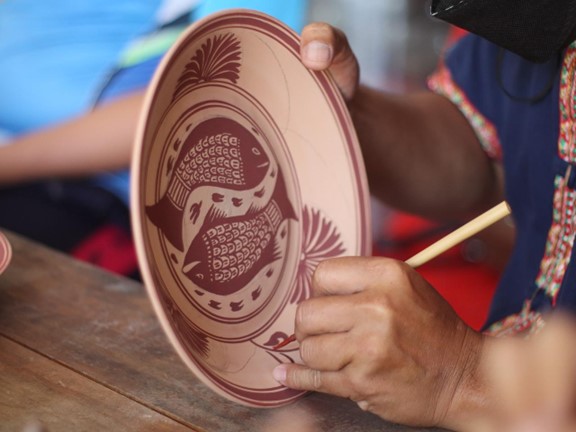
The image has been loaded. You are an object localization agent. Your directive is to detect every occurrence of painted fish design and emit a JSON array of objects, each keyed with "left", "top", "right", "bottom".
[
  {"left": 182, "top": 170, "right": 296, "bottom": 296},
  {"left": 146, "top": 118, "right": 270, "bottom": 251}
]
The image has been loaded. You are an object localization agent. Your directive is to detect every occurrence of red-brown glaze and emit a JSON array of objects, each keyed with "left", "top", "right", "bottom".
[
  {"left": 0, "top": 232, "right": 12, "bottom": 275},
  {"left": 146, "top": 118, "right": 270, "bottom": 251},
  {"left": 183, "top": 168, "right": 296, "bottom": 296}
]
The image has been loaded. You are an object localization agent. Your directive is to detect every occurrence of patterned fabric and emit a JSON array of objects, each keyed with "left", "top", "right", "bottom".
[
  {"left": 534, "top": 44, "right": 576, "bottom": 304},
  {"left": 485, "top": 300, "right": 545, "bottom": 338},
  {"left": 429, "top": 34, "right": 572, "bottom": 334},
  {"left": 559, "top": 48, "right": 576, "bottom": 163},
  {"left": 428, "top": 64, "right": 502, "bottom": 160},
  {"left": 535, "top": 169, "right": 576, "bottom": 302}
]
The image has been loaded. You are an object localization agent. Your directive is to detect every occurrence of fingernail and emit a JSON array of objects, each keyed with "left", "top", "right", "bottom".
[
  {"left": 273, "top": 365, "right": 287, "bottom": 384},
  {"left": 303, "top": 41, "right": 332, "bottom": 65}
]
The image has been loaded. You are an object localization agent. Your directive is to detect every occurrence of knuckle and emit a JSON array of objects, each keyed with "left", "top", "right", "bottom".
[
  {"left": 359, "top": 293, "right": 393, "bottom": 323},
  {"left": 298, "top": 338, "right": 315, "bottom": 365},
  {"left": 380, "top": 258, "right": 410, "bottom": 282},
  {"left": 332, "top": 27, "right": 351, "bottom": 47},
  {"left": 358, "top": 258, "right": 396, "bottom": 286},
  {"left": 310, "top": 369, "right": 323, "bottom": 390},
  {"left": 346, "top": 367, "right": 367, "bottom": 394},
  {"left": 345, "top": 364, "right": 384, "bottom": 402},
  {"left": 295, "top": 301, "right": 313, "bottom": 332},
  {"left": 302, "top": 22, "right": 336, "bottom": 46},
  {"left": 308, "top": 21, "right": 334, "bottom": 37},
  {"left": 358, "top": 333, "right": 387, "bottom": 360},
  {"left": 366, "top": 291, "right": 390, "bottom": 309},
  {"left": 291, "top": 368, "right": 323, "bottom": 391}
]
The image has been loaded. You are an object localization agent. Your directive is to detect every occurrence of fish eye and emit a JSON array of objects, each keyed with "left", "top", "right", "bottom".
[
  {"left": 251, "top": 147, "right": 261, "bottom": 156},
  {"left": 196, "top": 273, "right": 204, "bottom": 280}
]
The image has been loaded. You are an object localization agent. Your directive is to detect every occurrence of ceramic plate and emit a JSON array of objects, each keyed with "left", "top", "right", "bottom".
[
  {"left": 0, "top": 231, "right": 12, "bottom": 275},
  {"left": 131, "top": 10, "right": 370, "bottom": 407}
]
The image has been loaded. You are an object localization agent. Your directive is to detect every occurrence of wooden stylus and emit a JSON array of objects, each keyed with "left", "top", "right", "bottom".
[
  {"left": 273, "top": 201, "right": 512, "bottom": 350},
  {"left": 405, "top": 201, "right": 511, "bottom": 267}
]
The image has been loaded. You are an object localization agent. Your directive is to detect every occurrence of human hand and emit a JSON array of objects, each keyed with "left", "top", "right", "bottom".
[
  {"left": 485, "top": 314, "right": 576, "bottom": 432},
  {"left": 272, "top": 256, "right": 488, "bottom": 429},
  {"left": 300, "top": 23, "right": 359, "bottom": 101}
]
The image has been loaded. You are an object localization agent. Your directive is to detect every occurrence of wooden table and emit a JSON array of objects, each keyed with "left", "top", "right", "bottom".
[{"left": 0, "top": 232, "right": 445, "bottom": 431}]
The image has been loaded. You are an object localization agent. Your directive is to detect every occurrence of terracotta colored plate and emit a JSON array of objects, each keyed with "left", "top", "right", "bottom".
[
  {"left": 131, "top": 10, "right": 370, "bottom": 407},
  {"left": 0, "top": 231, "right": 12, "bottom": 275}
]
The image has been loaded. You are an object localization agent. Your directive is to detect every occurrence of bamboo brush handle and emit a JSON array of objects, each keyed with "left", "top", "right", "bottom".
[{"left": 405, "top": 201, "right": 511, "bottom": 268}]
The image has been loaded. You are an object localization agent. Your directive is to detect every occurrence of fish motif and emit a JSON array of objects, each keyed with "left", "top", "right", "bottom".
[
  {"left": 146, "top": 118, "right": 270, "bottom": 251},
  {"left": 182, "top": 171, "right": 296, "bottom": 296}
]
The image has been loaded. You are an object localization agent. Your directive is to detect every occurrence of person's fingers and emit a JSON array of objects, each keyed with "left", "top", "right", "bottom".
[
  {"left": 311, "top": 256, "right": 408, "bottom": 297},
  {"left": 298, "top": 333, "right": 354, "bottom": 371},
  {"left": 294, "top": 294, "right": 356, "bottom": 339},
  {"left": 273, "top": 363, "right": 352, "bottom": 399},
  {"left": 300, "top": 22, "right": 359, "bottom": 100}
]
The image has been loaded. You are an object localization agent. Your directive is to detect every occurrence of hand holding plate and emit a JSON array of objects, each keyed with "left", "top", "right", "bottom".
[{"left": 300, "top": 23, "right": 360, "bottom": 101}]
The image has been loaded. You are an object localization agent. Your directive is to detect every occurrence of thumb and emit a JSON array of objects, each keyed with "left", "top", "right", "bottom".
[
  {"left": 300, "top": 22, "right": 359, "bottom": 101},
  {"left": 273, "top": 363, "right": 346, "bottom": 398}
]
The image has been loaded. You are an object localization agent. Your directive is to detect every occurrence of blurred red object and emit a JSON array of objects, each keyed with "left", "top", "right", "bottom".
[
  {"left": 373, "top": 213, "right": 499, "bottom": 331},
  {"left": 72, "top": 224, "right": 138, "bottom": 278},
  {"left": 445, "top": 26, "right": 468, "bottom": 47}
]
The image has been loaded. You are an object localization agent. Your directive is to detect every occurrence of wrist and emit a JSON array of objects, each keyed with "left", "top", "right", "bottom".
[{"left": 441, "top": 327, "right": 499, "bottom": 432}]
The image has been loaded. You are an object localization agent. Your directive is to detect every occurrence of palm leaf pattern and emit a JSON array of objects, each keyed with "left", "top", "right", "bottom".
[
  {"left": 173, "top": 33, "right": 241, "bottom": 100},
  {"left": 291, "top": 207, "right": 346, "bottom": 304}
]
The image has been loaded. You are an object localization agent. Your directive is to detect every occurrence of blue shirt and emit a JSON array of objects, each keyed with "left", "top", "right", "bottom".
[{"left": 0, "top": 0, "right": 163, "bottom": 135}]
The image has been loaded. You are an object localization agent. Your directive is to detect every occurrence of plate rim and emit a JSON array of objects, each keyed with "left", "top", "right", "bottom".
[
  {"left": 0, "top": 231, "right": 12, "bottom": 275},
  {"left": 130, "top": 8, "right": 371, "bottom": 407}
]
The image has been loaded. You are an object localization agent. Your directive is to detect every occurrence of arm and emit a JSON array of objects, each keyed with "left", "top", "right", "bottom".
[
  {"left": 0, "top": 90, "right": 145, "bottom": 185},
  {"left": 350, "top": 88, "right": 504, "bottom": 220},
  {"left": 301, "top": 23, "right": 504, "bottom": 221}
]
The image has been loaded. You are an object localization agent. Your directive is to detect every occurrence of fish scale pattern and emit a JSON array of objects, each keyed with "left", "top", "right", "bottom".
[
  {"left": 201, "top": 201, "right": 283, "bottom": 284},
  {"left": 168, "top": 132, "right": 244, "bottom": 208}
]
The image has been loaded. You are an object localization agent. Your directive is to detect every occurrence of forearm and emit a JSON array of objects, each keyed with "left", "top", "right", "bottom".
[
  {"left": 349, "top": 85, "right": 504, "bottom": 221},
  {"left": 0, "top": 91, "right": 145, "bottom": 185}
]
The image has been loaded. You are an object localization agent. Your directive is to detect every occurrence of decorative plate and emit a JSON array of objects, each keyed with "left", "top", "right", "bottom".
[
  {"left": 0, "top": 231, "right": 12, "bottom": 275},
  {"left": 131, "top": 10, "right": 370, "bottom": 407}
]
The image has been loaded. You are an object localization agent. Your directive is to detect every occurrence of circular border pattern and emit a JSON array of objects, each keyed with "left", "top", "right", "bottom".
[{"left": 131, "top": 10, "right": 370, "bottom": 407}]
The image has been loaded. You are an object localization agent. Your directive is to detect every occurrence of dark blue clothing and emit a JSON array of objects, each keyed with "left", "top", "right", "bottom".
[{"left": 431, "top": 34, "right": 574, "bottom": 329}]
